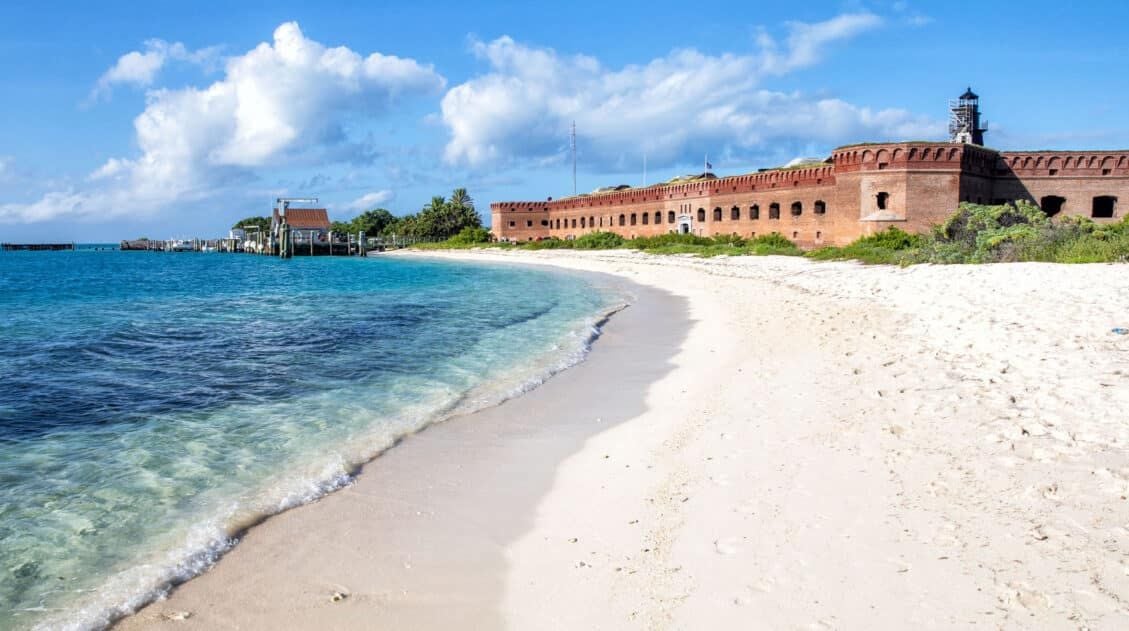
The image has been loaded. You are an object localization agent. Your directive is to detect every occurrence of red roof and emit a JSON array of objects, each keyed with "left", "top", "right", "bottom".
[{"left": 273, "top": 208, "right": 330, "bottom": 230}]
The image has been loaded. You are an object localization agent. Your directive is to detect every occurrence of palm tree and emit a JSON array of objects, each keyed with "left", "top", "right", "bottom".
[{"left": 449, "top": 188, "right": 474, "bottom": 211}]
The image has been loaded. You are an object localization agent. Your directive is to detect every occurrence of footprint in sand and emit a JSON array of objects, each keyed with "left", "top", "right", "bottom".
[{"left": 714, "top": 537, "right": 741, "bottom": 555}]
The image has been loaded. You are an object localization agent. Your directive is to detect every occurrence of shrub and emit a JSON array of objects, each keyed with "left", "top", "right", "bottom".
[
  {"left": 521, "top": 237, "right": 572, "bottom": 250},
  {"left": 446, "top": 226, "right": 493, "bottom": 245},
  {"left": 573, "top": 231, "right": 626, "bottom": 249},
  {"left": 806, "top": 227, "right": 922, "bottom": 264},
  {"left": 629, "top": 233, "right": 714, "bottom": 249},
  {"left": 710, "top": 233, "right": 747, "bottom": 247}
]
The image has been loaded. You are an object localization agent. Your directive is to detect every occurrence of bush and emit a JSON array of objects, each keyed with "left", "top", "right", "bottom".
[
  {"left": 806, "top": 227, "right": 922, "bottom": 264},
  {"left": 520, "top": 237, "right": 572, "bottom": 250},
  {"left": 573, "top": 231, "right": 626, "bottom": 249},
  {"left": 629, "top": 233, "right": 714, "bottom": 250},
  {"left": 446, "top": 226, "right": 493, "bottom": 245}
]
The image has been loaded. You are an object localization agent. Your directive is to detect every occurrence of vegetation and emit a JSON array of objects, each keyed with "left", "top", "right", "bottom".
[
  {"left": 380, "top": 188, "right": 482, "bottom": 240},
  {"left": 807, "top": 227, "right": 924, "bottom": 264},
  {"left": 407, "top": 199, "right": 1129, "bottom": 265},
  {"left": 807, "top": 203, "right": 1129, "bottom": 265},
  {"left": 232, "top": 216, "right": 271, "bottom": 232},
  {"left": 331, "top": 208, "right": 396, "bottom": 237}
]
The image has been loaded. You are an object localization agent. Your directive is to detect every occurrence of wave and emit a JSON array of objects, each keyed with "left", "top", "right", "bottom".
[{"left": 27, "top": 300, "right": 629, "bottom": 631}]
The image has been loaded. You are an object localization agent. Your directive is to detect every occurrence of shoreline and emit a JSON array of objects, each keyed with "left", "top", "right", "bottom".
[
  {"left": 116, "top": 260, "right": 689, "bottom": 629},
  {"left": 120, "top": 249, "right": 1129, "bottom": 630}
]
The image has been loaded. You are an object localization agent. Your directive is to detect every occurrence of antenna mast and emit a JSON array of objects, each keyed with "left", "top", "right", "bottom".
[{"left": 570, "top": 121, "right": 577, "bottom": 196}]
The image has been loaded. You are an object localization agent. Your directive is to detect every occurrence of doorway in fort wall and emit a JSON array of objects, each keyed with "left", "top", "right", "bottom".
[{"left": 677, "top": 214, "right": 693, "bottom": 234}]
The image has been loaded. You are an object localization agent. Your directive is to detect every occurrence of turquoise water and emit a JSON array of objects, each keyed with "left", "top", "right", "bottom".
[{"left": 0, "top": 250, "right": 619, "bottom": 630}]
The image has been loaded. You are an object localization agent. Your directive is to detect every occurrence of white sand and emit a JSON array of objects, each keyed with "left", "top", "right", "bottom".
[{"left": 121, "top": 250, "right": 1129, "bottom": 630}]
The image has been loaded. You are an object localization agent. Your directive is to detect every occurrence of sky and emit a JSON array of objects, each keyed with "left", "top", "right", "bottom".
[{"left": 1, "top": 0, "right": 1128, "bottom": 241}]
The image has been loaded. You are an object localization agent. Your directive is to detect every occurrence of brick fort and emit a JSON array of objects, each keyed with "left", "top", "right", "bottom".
[{"left": 490, "top": 89, "right": 1128, "bottom": 248}]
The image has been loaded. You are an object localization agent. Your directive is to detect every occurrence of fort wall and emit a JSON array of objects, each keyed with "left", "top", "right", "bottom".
[{"left": 491, "top": 142, "right": 1129, "bottom": 247}]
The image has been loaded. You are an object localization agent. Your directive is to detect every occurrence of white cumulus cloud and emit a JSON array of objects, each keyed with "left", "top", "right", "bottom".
[
  {"left": 2, "top": 22, "right": 444, "bottom": 224},
  {"left": 89, "top": 39, "right": 222, "bottom": 102},
  {"left": 346, "top": 190, "right": 395, "bottom": 211},
  {"left": 440, "top": 13, "right": 940, "bottom": 170}
]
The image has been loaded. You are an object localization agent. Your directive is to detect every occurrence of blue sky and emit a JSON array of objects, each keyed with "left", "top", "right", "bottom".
[{"left": 1, "top": 0, "right": 1128, "bottom": 241}]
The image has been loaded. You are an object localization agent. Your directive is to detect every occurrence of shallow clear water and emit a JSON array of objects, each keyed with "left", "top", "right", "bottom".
[{"left": 0, "top": 250, "right": 619, "bottom": 630}]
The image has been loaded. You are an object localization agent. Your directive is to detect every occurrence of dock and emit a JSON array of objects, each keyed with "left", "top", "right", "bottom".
[{"left": 2, "top": 243, "right": 75, "bottom": 251}]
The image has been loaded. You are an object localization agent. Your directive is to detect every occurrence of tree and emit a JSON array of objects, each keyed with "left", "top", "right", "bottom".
[
  {"left": 376, "top": 189, "right": 483, "bottom": 241},
  {"left": 351, "top": 208, "right": 396, "bottom": 236},
  {"left": 232, "top": 216, "right": 271, "bottom": 232}
]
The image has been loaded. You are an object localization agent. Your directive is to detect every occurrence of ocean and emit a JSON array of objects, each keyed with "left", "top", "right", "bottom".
[{"left": 0, "top": 249, "right": 620, "bottom": 630}]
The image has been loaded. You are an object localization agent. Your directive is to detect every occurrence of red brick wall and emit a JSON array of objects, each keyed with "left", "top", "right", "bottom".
[{"left": 490, "top": 144, "right": 1129, "bottom": 247}]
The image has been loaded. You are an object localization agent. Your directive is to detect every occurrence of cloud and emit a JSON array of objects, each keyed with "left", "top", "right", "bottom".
[
  {"left": 346, "top": 190, "right": 394, "bottom": 211},
  {"left": 441, "top": 13, "right": 940, "bottom": 170},
  {"left": 2, "top": 22, "right": 444, "bottom": 224},
  {"left": 89, "top": 39, "right": 222, "bottom": 102}
]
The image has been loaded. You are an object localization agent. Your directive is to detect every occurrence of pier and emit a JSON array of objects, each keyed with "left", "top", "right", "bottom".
[{"left": 2, "top": 243, "right": 75, "bottom": 251}]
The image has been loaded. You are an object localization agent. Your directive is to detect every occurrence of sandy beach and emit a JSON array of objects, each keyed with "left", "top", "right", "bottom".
[{"left": 120, "top": 250, "right": 1129, "bottom": 630}]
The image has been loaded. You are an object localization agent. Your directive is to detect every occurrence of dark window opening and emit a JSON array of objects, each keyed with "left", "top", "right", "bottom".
[
  {"left": 618, "top": 214, "right": 626, "bottom": 226},
  {"left": 654, "top": 211, "right": 661, "bottom": 224},
  {"left": 791, "top": 201, "right": 802, "bottom": 216},
  {"left": 814, "top": 200, "right": 826, "bottom": 215},
  {"left": 816, "top": 231, "right": 822, "bottom": 240},
  {"left": 878, "top": 163, "right": 888, "bottom": 170},
  {"left": 541, "top": 220, "right": 549, "bottom": 226},
  {"left": 769, "top": 203, "right": 780, "bottom": 220},
  {"left": 668, "top": 211, "right": 676, "bottom": 223},
  {"left": 713, "top": 207, "right": 723, "bottom": 221},
  {"left": 697, "top": 208, "right": 706, "bottom": 222},
  {"left": 630, "top": 213, "right": 637, "bottom": 226},
  {"left": 792, "top": 231, "right": 798, "bottom": 238},
  {"left": 730, "top": 206, "right": 740, "bottom": 220},
  {"left": 642, "top": 212, "right": 649, "bottom": 225},
  {"left": 555, "top": 219, "right": 561, "bottom": 229},
  {"left": 570, "top": 219, "right": 576, "bottom": 228},
  {"left": 1040, "top": 196, "right": 1065, "bottom": 217},
  {"left": 1093, "top": 195, "right": 1117, "bottom": 218},
  {"left": 750, "top": 204, "right": 760, "bottom": 220},
  {"left": 580, "top": 217, "right": 586, "bottom": 228},
  {"left": 1049, "top": 169, "right": 1058, "bottom": 176},
  {"left": 1103, "top": 169, "right": 1112, "bottom": 176},
  {"left": 876, "top": 192, "right": 889, "bottom": 210},
  {"left": 508, "top": 221, "right": 515, "bottom": 228}
]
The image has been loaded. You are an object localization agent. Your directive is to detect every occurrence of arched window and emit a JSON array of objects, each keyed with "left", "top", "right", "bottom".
[
  {"left": 589, "top": 216, "right": 594, "bottom": 227},
  {"left": 630, "top": 213, "right": 637, "bottom": 225},
  {"left": 713, "top": 207, "right": 723, "bottom": 221},
  {"left": 555, "top": 218, "right": 561, "bottom": 229},
  {"left": 814, "top": 200, "right": 826, "bottom": 215},
  {"left": 580, "top": 217, "right": 586, "bottom": 228},
  {"left": 791, "top": 201, "right": 802, "bottom": 216},
  {"left": 877, "top": 192, "right": 889, "bottom": 210},
  {"left": 668, "top": 211, "right": 676, "bottom": 223},
  {"left": 642, "top": 212, "right": 649, "bottom": 225},
  {"left": 618, "top": 214, "right": 626, "bottom": 226},
  {"left": 769, "top": 203, "right": 780, "bottom": 219},
  {"left": 750, "top": 204, "right": 760, "bottom": 220},
  {"left": 654, "top": 211, "right": 662, "bottom": 224},
  {"left": 730, "top": 206, "right": 740, "bottom": 220},
  {"left": 571, "top": 218, "right": 577, "bottom": 228},
  {"left": 697, "top": 208, "right": 706, "bottom": 222},
  {"left": 1040, "top": 195, "right": 1065, "bottom": 217}
]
